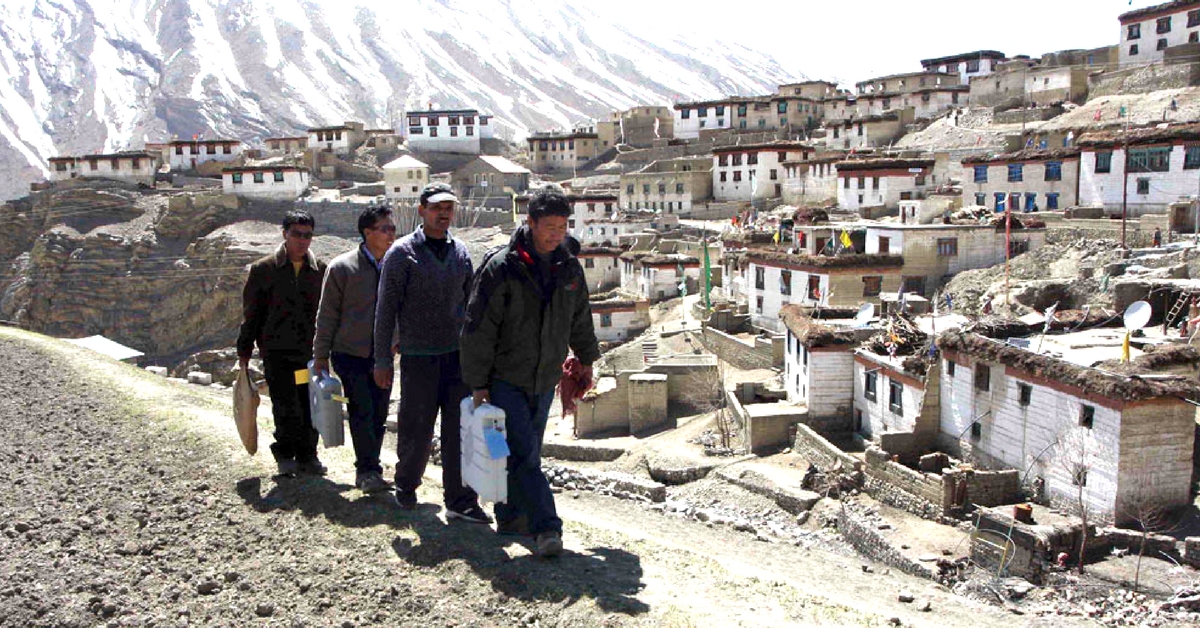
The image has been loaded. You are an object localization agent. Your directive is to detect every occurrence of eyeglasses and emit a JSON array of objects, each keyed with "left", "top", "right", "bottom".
[
  {"left": 371, "top": 224, "right": 397, "bottom": 233},
  {"left": 287, "top": 230, "right": 314, "bottom": 240}
]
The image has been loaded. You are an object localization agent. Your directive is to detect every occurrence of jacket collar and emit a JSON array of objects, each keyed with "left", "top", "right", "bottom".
[
  {"left": 272, "top": 242, "right": 319, "bottom": 271},
  {"left": 412, "top": 225, "right": 456, "bottom": 248},
  {"left": 509, "top": 225, "right": 570, "bottom": 267}
]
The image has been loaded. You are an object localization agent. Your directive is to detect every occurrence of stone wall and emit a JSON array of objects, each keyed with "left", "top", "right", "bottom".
[
  {"left": 837, "top": 505, "right": 936, "bottom": 579},
  {"left": 792, "top": 423, "right": 863, "bottom": 476},
  {"left": 961, "top": 468, "right": 1021, "bottom": 508},
  {"left": 628, "top": 374, "right": 669, "bottom": 434},
  {"left": 1088, "top": 62, "right": 1200, "bottom": 99},
  {"left": 698, "top": 326, "right": 776, "bottom": 370},
  {"left": 862, "top": 447, "right": 946, "bottom": 521},
  {"left": 725, "top": 389, "right": 751, "bottom": 454}
]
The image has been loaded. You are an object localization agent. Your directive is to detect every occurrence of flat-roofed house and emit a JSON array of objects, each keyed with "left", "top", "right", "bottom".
[
  {"left": 48, "top": 151, "right": 159, "bottom": 186},
  {"left": 222, "top": 165, "right": 309, "bottom": 200},
  {"left": 167, "top": 139, "right": 243, "bottom": 171},
  {"left": 383, "top": 155, "right": 430, "bottom": 203}
]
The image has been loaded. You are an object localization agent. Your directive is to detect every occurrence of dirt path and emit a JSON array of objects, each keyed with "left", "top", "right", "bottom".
[{"left": 0, "top": 328, "right": 1097, "bottom": 627}]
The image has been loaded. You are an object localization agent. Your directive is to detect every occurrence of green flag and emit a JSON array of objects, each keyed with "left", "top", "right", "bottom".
[{"left": 702, "top": 241, "right": 712, "bottom": 311}]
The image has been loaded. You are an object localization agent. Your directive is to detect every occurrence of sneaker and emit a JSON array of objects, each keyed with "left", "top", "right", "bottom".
[
  {"left": 446, "top": 504, "right": 493, "bottom": 524},
  {"left": 296, "top": 458, "right": 327, "bottom": 476},
  {"left": 393, "top": 490, "right": 418, "bottom": 510},
  {"left": 356, "top": 472, "right": 390, "bottom": 494},
  {"left": 496, "top": 515, "right": 530, "bottom": 537},
  {"left": 276, "top": 459, "right": 299, "bottom": 478},
  {"left": 535, "top": 531, "right": 563, "bottom": 558}
]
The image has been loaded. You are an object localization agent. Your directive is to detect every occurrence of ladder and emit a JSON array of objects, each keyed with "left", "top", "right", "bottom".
[{"left": 1163, "top": 288, "right": 1198, "bottom": 333}]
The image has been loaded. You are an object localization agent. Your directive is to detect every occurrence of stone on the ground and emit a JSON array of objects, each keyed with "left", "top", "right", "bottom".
[
  {"left": 186, "top": 372, "right": 213, "bottom": 386},
  {"left": 916, "top": 599, "right": 931, "bottom": 612},
  {"left": 255, "top": 603, "right": 274, "bottom": 617},
  {"left": 145, "top": 366, "right": 168, "bottom": 377},
  {"left": 898, "top": 591, "right": 915, "bottom": 603}
]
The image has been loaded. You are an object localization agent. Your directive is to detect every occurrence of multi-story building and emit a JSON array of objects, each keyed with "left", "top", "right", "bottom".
[
  {"left": 578, "top": 246, "right": 623, "bottom": 291},
  {"left": 962, "top": 148, "right": 1081, "bottom": 212},
  {"left": 597, "top": 106, "right": 674, "bottom": 148},
  {"left": 835, "top": 158, "right": 933, "bottom": 213},
  {"left": 782, "top": 157, "right": 841, "bottom": 206},
  {"left": 1078, "top": 123, "right": 1200, "bottom": 217},
  {"left": 968, "top": 60, "right": 1089, "bottom": 109},
  {"left": 621, "top": 253, "right": 700, "bottom": 301},
  {"left": 620, "top": 157, "right": 713, "bottom": 213},
  {"left": 1118, "top": 0, "right": 1200, "bottom": 67},
  {"left": 673, "top": 89, "right": 825, "bottom": 140},
  {"left": 827, "top": 110, "right": 915, "bottom": 151},
  {"left": 745, "top": 251, "right": 905, "bottom": 331},
  {"left": 713, "top": 142, "right": 814, "bottom": 202},
  {"left": 167, "top": 139, "right": 243, "bottom": 171},
  {"left": 263, "top": 136, "right": 308, "bottom": 155},
  {"left": 221, "top": 166, "right": 310, "bottom": 201},
  {"left": 406, "top": 109, "right": 493, "bottom": 154},
  {"left": 577, "top": 211, "right": 678, "bottom": 247},
  {"left": 920, "top": 50, "right": 1008, "bottom": 81},
  {"left": 307, "top": 122, "right": 367, "bottom": 155},
  {"left": 451, "top": 155, "right": 530, "bottom": 201},
  {"left": 47, "top": 151, "right": 160, "bottom": 186},
  {"left": 382, "top": 155, "right": 430, "bottom": 203},
  {"left": 846, "top": 88, "right": 968, "bottom": 121},
  {"left": 780, "top": 305, "right": 867, "bottom": 432},
  {"left": 856, "top": 71, "right": 962, "bottom": 96},
  {"left": 526, "top": 126, "right": 601, "bottom": 173}
]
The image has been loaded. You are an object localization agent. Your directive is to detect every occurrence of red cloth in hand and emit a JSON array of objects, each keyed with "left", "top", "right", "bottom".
[{"left": 557, "top": 356, "right": 594, "bottom": 416}]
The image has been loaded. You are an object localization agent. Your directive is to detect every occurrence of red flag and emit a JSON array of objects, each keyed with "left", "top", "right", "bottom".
[{"left": 1093, "top": 109, "right": 1102, "bottom": 121}]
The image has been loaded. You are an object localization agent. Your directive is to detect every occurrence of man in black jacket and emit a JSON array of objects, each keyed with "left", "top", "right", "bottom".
[
  {"left": 238, "top": 211, "right": 328, "bottom": 478},
  {"left": 461, "top": 185, "right": 600, "bottom": 557}
]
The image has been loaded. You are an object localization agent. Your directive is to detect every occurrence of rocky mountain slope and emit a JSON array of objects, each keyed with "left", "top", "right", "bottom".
[{"left": 0, "top": 0, "right": 800, "bottom": 201}]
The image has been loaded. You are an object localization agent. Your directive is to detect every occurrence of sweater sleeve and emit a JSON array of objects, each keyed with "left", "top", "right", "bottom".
[
  {"left": 312, "top": 261, "right": 344, "bottom": 361},
  {"left": 373, "top": 246, "right": 408, "bottom": 370},
  {"left": 236, "top": 263, "right": 266, "bottom": 360},
  {"left": 460, "top": 260, "right": 505, "bottom": 390}
]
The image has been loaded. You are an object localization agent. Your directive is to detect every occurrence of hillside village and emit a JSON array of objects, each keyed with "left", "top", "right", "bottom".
[{"left": 11, "top": 0, "right": 1200, "bottom": 624}]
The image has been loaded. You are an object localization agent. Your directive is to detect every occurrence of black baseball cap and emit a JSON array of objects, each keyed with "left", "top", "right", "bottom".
[{"left": 420, "top": 181, "right": 458, "bottom": 206}]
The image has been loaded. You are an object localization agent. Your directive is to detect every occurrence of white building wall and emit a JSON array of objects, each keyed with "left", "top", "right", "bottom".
[
  {"left": 578, "top": 220, "right": 653, "bottom": 246},
  {"left": 782, "top": 162, "right": 840, "bottom": 206},
  {"left": 222, "top": 170, "right": 310, "bottom": 200},
  {"left": 714, "top": 148, "right": 805, "bottom": 202},
  {"left": 1079, "top": 145, "right": 1199, "bottom": 217},
  {"left": 639, "top": 265, "right": 699, "bottom": 301},
  {"left": 938, "top": 357, "right": 1122, "bottom": 519},
  {"left": 1120, "top": 8, "right": 1200, "bottom": 66},
  {"left": 748, "top": 262, "right": 828, "bottom": 332},
  {"left": 784, "top": 335, "right": 856, "bottom": 418},
  {"left": 838, "top": 174, "right": 926, "bottom": 211},
  {"left": 63, "top": 156, "right": 156, "bottom": 184},
  {"left": 384, "top": 167, "right": 429, "bottom": 202},
  {"left": 593, "top": 309, "right": 649, "bottom": 342},
  {"left": 853, "top": 358, "right": 925, "bottom": 438},
  {"left": 168, "top": 143, "right": 242, "bottom": 170},
  {"left": 581, "top": 255, "right": 621, "bottom": 290},
  {"left": 673, "top": 104, "right": 735, "bottom": 140},
  {"left": 406, "top": 112, "right": 489, "bottom": 154},
  {"left": 932, "top": 58, "right": 1001, "bottom": 81}
]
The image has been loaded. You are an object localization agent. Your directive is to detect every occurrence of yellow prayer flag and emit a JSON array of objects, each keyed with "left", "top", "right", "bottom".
[
  {"left": 839, "top": 230, "right": 853, "bottom": 249},
  {"left": 1121, "top": 331, "right": 1131, "bottom": 363},
  {"left": 772, "top": 229, "right": 781, "bottom": 244}
]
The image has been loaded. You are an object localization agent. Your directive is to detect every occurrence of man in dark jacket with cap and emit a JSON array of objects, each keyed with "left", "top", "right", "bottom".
[
  {"left": 237, "top": 210, "right": 328, "bottom": 478},
  {"left": 461, "top": 184, "right": 600, "bottom": 558}
]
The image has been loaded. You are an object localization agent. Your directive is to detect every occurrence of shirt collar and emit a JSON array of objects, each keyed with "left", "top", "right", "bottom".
[{"left": 360, "top": 244, "right": 381, "bottom": 270}]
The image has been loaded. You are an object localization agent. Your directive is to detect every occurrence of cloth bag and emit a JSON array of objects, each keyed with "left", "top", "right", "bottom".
[{"left": 232, "top": 368, "right": 259, "bottom": 455}]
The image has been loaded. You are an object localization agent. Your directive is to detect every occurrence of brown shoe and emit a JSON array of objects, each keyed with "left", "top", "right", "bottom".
[{"left": 535, "top": 531, "right": 563, "bottom": 558}]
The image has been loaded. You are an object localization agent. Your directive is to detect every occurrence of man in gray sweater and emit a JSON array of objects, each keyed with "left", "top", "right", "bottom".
[
  {"left": 372, "top": 182, "right": 487, "bottom": 522},
  {"left": 313, "top": 206, "right": 396, "bottom": 493}
]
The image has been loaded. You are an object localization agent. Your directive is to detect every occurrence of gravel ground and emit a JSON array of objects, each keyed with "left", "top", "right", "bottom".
[{"left": 0, "top": 328, "right": 1102, "bottom": 628}]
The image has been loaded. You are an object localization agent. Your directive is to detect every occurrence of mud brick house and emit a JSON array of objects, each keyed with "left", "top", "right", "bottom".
[
  {"left": 221, "top": 165, "right": 309, "bottom": 201},
  {"left": 920, "top": 50, "right": 1008, "bottom": 81},
  {"left": 597, "top": 105, "right": 674, "bottom": 148},
  {"left": 620, "top": 157, "right": 713, "bottom": 213},
  {"left": 856, "top": 70, "right": 963, "bottom": 96},
  {"left": 590, "top": 297, "right": 651, "bottom": 343},
  {"left": 828, "top": 110, "right": 915, "bottom": 152},
  {"left": 263, "top": 136, "right": 308, "bottom": 155},
  {"left": 452, "top": 156, "right": 530, "bottom": 200},
  {"left": 382, "top": 155, "right": 430, "bottom": 203},
  {"left": 306, "top": 122, "right": 366, "bottom": 156},
  {"left": 745, "top": 251, "right": 905, "bottom": 330},
  {"left": 48, "top": 151, "right": 159, "bottom": 186},
  {"left": 937, "top": 331, "right": 1199, "bottom": 524},
  {"left": 713, "top": 142, "right": 814, "bottom": 203},
  {"left": 673, "top": 87, "right": 826, "bottom": 140},
  {"left": 781, "top": 157, "right": 841, "bottom": 206},
  {"left": 968, "top": 59, "right": 1089, "bottom": 109},
  {"left": 406, "top": 110, "right": 491, "bottom": 154},
  {"left": 1078, "top": 123, "right": 1200, "bottom": 217},
  {"left": 577, "top": 246, "right": 622, "bottom": 291},
  {"left": 527, "top": 125, "right": 601, "bottom": 173},
  {"left": 853, "top": 348, "right": 939, "bottom": 446},
  {"left": 962, "top": 148, "right": 1081, "bottom": 211},
  {"left": 835, "top": 158, "right": 934, "bottom": 214},
  {"left": 167, "top": 139, "right": 243, "bottom": 171},
  {"left": 576, "top": 210, "right": 676, "bottom": 247},
  {"left": 1118, "top": 0, "right": 1200, "bottom": 67}
]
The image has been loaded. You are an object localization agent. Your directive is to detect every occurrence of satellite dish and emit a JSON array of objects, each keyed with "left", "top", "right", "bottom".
[
  {"left": 852, "top": 303, "right": 875, "bottom": 328},
  {"left": 1123, "top": 301, "right": 1152, "bottom": 331}
]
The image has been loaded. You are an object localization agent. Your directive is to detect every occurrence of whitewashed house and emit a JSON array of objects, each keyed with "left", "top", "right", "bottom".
[
  {"left": 852, "top": 349, "right": 930, "bottom": 440},
  {"left": 920, "top": 50, "right": 1007, "bottom": 81},
  {"left": 713, "top": 142, "right": 814, "bottom": 202},
  {"left": 578, "top": 246, "right": 622, "bottom": 291},
  {"left": 264, "top": 136, "right": 308, "bottom": 155},
  {"left": 307, "top": 122, "right": 367, "bottom": 155},
  {"left": 1118, "top": 0, "right": 1200, "bottom": 67},
  {"left": 937, "top": 331, "right": 1198, "bottom": 524},
  {"left": 620, "top": 253, "right": 700, "bottom": 301},
  {"left": 567, "top": 194, "right": 619, "bottom": 241},
  {"left": 782, "top": 157, "right": 840, "bottom": 206},
  {"left": 406, "top": 109, "right": 493, "bottom": 154},
  {"left": 745, "top": 251, "right": 905, "bottom": 330},
  {"left": 578, "top": 211, "right": 676, "bottom": 247},
  {"left": 780, "top": 305, "right": 868, "bottom": 433},
  {"left": 167, "top": 139, "right": 243, "bottom": 171},
  {"left": 591, "top": 299, "right": 651, "bottom": 343},
  {"left": 222, "top": 166, "right": 309, "bottom": 200},
  {"left": 836, "top": 158, "right": 934, "bottom": 214},
  {"left": 383, "top": 155, "right": 430, "bottom": 203},
  {"left": 962, "top": 148, "right": 1080, "bottom": 212},
  {"left": 1078, "top": 123, "right": 1200, "bottom": 217},
  {"left": 48, "top": 151, "right": 159, "bottom": 186}
]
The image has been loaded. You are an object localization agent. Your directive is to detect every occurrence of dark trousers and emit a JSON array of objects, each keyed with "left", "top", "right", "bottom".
[
  {"left": 396, "top": 351, "right": 477, "bottom": 510},
  {"left": 331, "top": 352, "right": 389, "bottom": 475},
  {"left": 262, "top": 352, "right": 318, "bottom": 463},
  {"left": 489, "top": 379, "right": 561, "bottom": 536}
]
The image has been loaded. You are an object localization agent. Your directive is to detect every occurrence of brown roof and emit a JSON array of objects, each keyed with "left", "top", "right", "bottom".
[
  {"left": 961, "top": 147, "right": 1081, "bottom": 165},
  {"left": 265, "top": 136, "right": 309, "bottom": 142},
  {"left": 920, "top": 50, "right": 1007, "bottom": 67},
  {"left": 747, "top": 251, "right": 905, "bottom": 269},
  {"left": 52, "top": 151, "right": 158, "bottom": 161},
  {"left": 779, "top": 305, "right": 868, "bottom": 348},
  {"left": 589, "top": 299, "right": 642, "bottom": 311},
  {"left": 167, "top": 139, "right": 240, "bottom": 145},
  {"left": 222, "top": 166, "right": 307, "bottom": 173},
  {"left": 1076, "top": 122, "right": 1200, "bottom": 148},
  {"left": 834, "top": 158, "right": 934, "bottom": 172},
  {"left": 1119, "top": 0, "right": 1200, "bottom": 24},
  {"left": 844, "top": 112, "right": 903, "bottom": 125},
  {"left": 578, "top": 246, "right": 623, "bottom": 256},
  {"left": 639, "top": 254, "right": 699, "bottom": 266},
  {"left": 712, "top": 141, "right": 813, "bottom": 155},
  {"left": 937, "top": 331, "right": 1199, "bottom": 402},
  {"left": 857, "top": 70, "right": 959, "bottom": 85}
]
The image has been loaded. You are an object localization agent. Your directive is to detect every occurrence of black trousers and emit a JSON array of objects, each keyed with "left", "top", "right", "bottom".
[
  {"left": 262, "top": 352, "right": 319, "bottom": 463},
  {"left": 395, "top": 351, "right": 477, "bottom": 510}
]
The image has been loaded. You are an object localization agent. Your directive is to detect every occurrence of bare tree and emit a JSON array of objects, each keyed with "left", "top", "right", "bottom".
[
  {"left": 1052, "top": 425, "right": 1109, "bottom": 574},
  {"left": 1120, "top": 476, "right": 1179, "bottom": 593},
  {"left": 678, "top": 347, "right": 735, "bottom": 450}
]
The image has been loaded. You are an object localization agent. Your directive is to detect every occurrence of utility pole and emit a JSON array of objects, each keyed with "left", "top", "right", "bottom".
[{"left": 1121, "top": 120, "right": 1130, "bottom": 252}]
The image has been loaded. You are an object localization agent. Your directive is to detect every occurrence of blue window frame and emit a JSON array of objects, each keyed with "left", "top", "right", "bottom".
[
  {"left": 1045, "top": 161, "right": 1062, "bottom": 181},
  {"left": 1046, "top": 193, "right": 1060, "bottom": 210},
  {"left": 1095, "top": 151, "right": 1112, "bottom": 173},
  {"left": 1007, "top": 163, "right": 1024, "bottom": 182},
  {"left": 994, "top": 192, "right": 1007, "bottom": 212},
  {"left": 973, "top": 165, "right": 988, "bottom": 183},
  {"left": 1024, "top": 193, "right": 1036, "bottom": 211}
]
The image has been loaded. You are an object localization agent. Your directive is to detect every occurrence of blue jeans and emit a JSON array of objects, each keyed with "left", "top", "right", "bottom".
[
  {"left": 331, "top": 352, "right": 389, "bottom": 475},
  {"left": 489, "top": 380, "right": 561, "bottom": 536}
]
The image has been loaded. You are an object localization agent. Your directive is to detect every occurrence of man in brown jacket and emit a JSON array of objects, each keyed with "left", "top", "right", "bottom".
[{"left": 237, "top": 211, "right": 328, "bottom": 477}]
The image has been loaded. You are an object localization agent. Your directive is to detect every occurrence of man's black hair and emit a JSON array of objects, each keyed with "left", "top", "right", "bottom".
[
  {"left": 282, "top": 210, "right": 315, "bottom": 231},
  {"left": 526, "top": 185, "right": 572, "bottom": 221},
  {"left": 357, "top": 206, "right": 394, "bottom": 240}
]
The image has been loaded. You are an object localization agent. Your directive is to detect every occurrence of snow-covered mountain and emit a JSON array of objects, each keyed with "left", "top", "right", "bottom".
[{"left": 0, "top": 0, "right": 801, "bottom": 201}]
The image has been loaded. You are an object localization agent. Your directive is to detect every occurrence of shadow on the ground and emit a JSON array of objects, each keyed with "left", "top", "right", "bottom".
[{"left": 235, "top": 475, "right": 649, "bottom": 615}]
